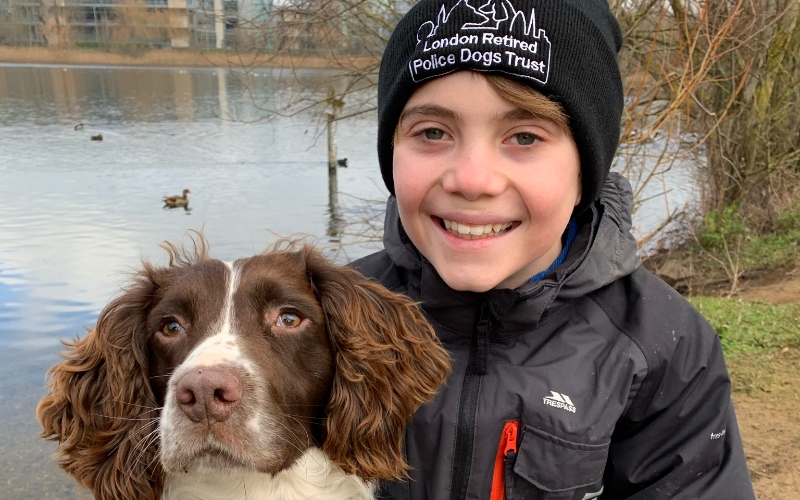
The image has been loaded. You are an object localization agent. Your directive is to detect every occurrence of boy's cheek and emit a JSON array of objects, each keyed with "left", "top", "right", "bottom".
[{"left": 392, "top": 149, "right": 421, "bottom": 192}]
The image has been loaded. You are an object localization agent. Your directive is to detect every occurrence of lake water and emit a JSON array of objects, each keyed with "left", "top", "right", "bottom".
[{"left": 0, "top": 63, "right": 698, "bottom": 498}]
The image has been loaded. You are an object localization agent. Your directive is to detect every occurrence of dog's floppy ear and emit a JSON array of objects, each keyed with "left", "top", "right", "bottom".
[
  {"left": 304, "top": 247, "right": 450, "bottom": 481},
  {"left": 36, "top": 263, "right": 168, "bottom": 500}
]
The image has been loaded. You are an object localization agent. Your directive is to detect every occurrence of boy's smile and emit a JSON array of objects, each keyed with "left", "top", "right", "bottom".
[
  {"left": 439, "top": 218, "right": 514, "bottom": 238},
  {"left": 392, "top": 71, "right": 582, "bottom": 292}
]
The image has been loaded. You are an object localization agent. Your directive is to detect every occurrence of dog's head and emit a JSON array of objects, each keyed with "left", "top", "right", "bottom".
[{"left": 37, "top": 239, "right": 450, "bottom": 500}]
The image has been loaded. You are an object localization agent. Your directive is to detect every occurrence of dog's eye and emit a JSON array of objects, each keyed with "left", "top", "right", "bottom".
[
  {"left": 161, "top": 321, "right": 186, "bottom": 337},
  {"left": 276, "top": 312, "right": 302, "bottom": 328}
]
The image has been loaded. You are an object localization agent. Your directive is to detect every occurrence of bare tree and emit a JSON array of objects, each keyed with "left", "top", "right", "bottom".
[
  {"left": 109, "top": 0, "right": 182, "bottom": 53},
  {"left": 616, "top": 0, "right": 800, "bottom": 293},
  {"left": 615, "top": 0, "right": 800, "bottom": 232},
  {"left": 39, "top": 0, "right": 75, "bottom": 48},
  {"left": 213, "top": 0, "right": 800, "bottom": 253}
]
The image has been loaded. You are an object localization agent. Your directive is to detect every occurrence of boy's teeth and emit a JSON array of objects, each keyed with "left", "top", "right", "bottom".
[{"left": 441, "top": 219, "right": 512, "bottom": 238}]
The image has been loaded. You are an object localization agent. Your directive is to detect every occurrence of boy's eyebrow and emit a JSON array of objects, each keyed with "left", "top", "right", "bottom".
[
  {"left": 398, "top": 104, "right": 460, "bottom": 124},
  {"left": 398, "top": 105, "right": 559, "bottom": 131},
  {"left": 502, "top": 108, "right": 539, "bottom": 121},
  {"left": 400, "top": 105, "right": 549, "bottom": 123},
  {"left": 501, "top": 108, "right": 563, "bottom": 125},
  {"left": 500, "top": 108, "right": 565, "bottom": 133}
]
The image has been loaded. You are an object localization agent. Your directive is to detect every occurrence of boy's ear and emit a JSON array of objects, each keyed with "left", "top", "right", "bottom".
[{"left": 574, "top": 171, "right": 583, "bottom": 206}]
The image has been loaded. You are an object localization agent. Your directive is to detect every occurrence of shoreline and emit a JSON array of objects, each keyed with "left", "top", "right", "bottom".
[{"left": 0, "top": 46, "right": 375, "bottom": 70}]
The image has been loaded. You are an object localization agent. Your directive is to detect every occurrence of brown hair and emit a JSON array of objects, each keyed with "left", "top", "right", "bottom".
[
  {"left": 394, "top": 72, "right": 572, "bottom": 141},
  {"left": 484, "top": 74, "right": 572, "bottom": 136}
]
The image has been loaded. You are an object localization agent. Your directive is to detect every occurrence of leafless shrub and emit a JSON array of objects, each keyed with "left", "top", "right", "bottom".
[
  {"left": 615, "top": 0, "right": 800, "bottom": 235},
  {"left": 220, "top": 1, "right": 800, "bottom": 257}
]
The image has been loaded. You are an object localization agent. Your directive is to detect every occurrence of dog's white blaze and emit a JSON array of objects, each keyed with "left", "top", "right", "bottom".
[
  {"left": 181, "top": 262, "right": 252, "bottom": 369},
  {"left": 183, "top": 334, "right": 243, "bottom": 367},
  {"left": 219, "top": 261, "right": 239, "bottom": 336}
]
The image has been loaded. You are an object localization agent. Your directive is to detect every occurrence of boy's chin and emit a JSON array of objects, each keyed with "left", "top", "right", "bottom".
[
  {"left": 438, "top": 269, "right": 522, "bottom": 292},
  {"left": 444, "top": 280, "right": 496, "bottom": 293}
]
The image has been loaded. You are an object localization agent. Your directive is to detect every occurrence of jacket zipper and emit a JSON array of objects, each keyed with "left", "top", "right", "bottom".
[
  {"left": 490, "top": 421, "right": 519, "bottom": 500},
  {"left": 449, "top": 302, "right": 490, "bottom": 500}
]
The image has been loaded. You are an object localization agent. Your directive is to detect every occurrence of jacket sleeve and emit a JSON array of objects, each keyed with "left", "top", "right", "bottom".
[{"left": 603, "top": 306, "right": 755, "bottom": 499}]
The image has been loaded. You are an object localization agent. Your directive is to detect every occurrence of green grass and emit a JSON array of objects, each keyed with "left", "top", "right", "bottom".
[
  {"left": 692, "top": 204, "right": 800, "bottom": 272},
  {"left": 691, "top": 297, "right": 800, "bottom": 355},
  {"left": 689, "top": 297, "right": 800, "bottom": 392},
  {"left": 668, "top": 205, "right": 800, "bottom": 392}
]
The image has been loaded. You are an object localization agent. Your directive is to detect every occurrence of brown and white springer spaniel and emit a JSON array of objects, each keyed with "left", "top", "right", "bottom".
[{"left": 37, "top": 239, "right": 450, "bottom": 500}]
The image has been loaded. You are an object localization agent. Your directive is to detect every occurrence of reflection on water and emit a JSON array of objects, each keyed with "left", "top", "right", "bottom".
[
  {"left": 0, "top": 63, "right": 385, "bottom": 498},
  {"left": 0, "top": 63, "right": 698, "bottom": 498}
]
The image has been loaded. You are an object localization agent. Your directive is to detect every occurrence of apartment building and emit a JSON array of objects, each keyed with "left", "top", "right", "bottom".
[
  {"left": 0, "top": 0, "right": 401, "bottom": 52},
  {"left": 0, "top": 0, "right": 264, "bottom": 49}
]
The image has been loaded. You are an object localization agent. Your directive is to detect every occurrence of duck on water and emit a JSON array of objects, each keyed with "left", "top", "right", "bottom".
[{"left": 163, "top": 189, "right": 190, "bottom": 208}]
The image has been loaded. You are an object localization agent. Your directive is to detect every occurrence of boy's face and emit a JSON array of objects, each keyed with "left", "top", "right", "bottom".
[{"left": 393, "top": 71, "right": 581, "bottom": 292}]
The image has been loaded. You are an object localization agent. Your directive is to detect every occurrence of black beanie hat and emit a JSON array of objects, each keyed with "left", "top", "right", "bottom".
[{"left": 377, "top": 0, "right": 624, "bottom": 212}]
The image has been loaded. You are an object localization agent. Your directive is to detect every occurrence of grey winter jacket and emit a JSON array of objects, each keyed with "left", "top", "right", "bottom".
[{"left": 351, "top": 173, "right": 755, "bottom": 500}]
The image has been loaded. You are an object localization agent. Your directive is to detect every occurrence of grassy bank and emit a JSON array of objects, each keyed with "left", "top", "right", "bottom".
[
  {"left": 658, "top": 205, "right": 800, "bottom": 392},
  {"left": 644, "top": 203, "right": 800, "bottom": 297},
  {"left": 690, "top": 297, "right": 800, "bottom": 393},
  {"left": 692, "top": 203, "right": 800, "bottom": 274},
  {"left": 0, "top": 46, "right": 374, "bottom": 70}
]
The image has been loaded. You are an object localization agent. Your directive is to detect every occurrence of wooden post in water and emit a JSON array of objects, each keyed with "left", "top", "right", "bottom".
[{"left": 326, "top": 87, "right": 344, "bottom": 210}]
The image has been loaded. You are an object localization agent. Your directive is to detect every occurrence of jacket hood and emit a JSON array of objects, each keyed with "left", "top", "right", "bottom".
[{"left": 382, "top": 172, "right": 640, "bottom": 336}]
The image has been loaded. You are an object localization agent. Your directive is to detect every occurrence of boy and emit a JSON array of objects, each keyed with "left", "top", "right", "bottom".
[{"left": 352, "top": 0, "right": 756, "bottom": 498}]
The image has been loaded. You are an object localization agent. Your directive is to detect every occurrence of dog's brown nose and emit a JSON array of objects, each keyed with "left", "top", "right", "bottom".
[{"left": 176, "top": 368, "right": 243, "bottom": 423}]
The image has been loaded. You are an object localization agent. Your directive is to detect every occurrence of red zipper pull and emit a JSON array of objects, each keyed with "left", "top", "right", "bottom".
[
  {"left": 490, "top": 421, "right": 519, "bottom": 500},
  {"left": 503, "top": 422, "right": 518, "bottom": 456}
]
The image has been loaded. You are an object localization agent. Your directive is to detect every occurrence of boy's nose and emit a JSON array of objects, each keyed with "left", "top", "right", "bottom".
[{"left": 442, "top": 147, "right": 506, "bottom": 200}]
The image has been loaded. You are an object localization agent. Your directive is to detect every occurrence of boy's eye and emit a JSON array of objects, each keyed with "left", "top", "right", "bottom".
[
  {"left": 511, "top": 132, "right": 537, "bottom": 145},
  {"left": 423, "top": 128, "right": 446, "bottom": 140}
]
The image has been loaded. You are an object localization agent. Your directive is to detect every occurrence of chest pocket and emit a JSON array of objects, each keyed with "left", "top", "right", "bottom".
[{"left": 508, "top": 425, "right": 608, "bottom": 500}]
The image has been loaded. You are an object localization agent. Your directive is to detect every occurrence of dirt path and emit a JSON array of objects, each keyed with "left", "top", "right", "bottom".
[
  {"left": 730, "top": 267, "right": 800, "bottom": 499},
  {"left": 735, "top": 361, "right": 800, "bottom": 499}
]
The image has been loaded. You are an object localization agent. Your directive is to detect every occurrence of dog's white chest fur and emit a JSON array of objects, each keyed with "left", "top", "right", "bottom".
[{"left": 163, "top": 447, "right": 374, "bottom": 500}]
